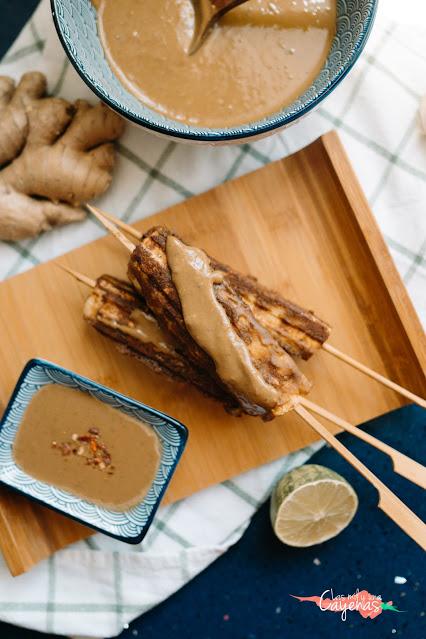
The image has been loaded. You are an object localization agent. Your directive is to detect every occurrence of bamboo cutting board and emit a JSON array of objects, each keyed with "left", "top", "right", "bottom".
[{"left": 0, "top": 131, "right": 425, "bottom": 576}]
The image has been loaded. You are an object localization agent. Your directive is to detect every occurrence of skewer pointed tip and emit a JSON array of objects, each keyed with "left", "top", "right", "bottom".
[
  {"left": 86, "top": 204, "right": 137, "bottom": 253},
  {"left": 55, "top": 263, "right": 96, "bottom": 289},
  {"left": 97, "top": 208, "right": 142, "bottom": 241}
]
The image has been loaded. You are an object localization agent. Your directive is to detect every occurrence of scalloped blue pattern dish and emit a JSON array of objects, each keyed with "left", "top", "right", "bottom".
[
  {"left": 51, "top": 0, "right": 377, "bottom": 143},
  {"left": 0, "top": 359, "right": 188, "bottom": 543}
]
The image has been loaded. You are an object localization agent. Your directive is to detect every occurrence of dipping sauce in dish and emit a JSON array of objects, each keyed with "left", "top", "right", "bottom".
[
  {"left": 13, "top": 384, "right": 161, "bottom": 511},
  {"left": 96, "top": 0, "right": 336, "bottom": 128}
]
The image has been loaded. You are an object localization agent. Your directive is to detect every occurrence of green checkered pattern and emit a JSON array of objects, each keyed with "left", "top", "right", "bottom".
[{"left": 0, "top": 1, "right": 424, "bottom": 637}]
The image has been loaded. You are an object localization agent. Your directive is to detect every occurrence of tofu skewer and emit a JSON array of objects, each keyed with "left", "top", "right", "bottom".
[
  {"left": 128, "top": 228, "right": 312, "bottom": 418},
  {"left": 63, "top": 264, "right": 310, "bottom": 418},
  {"left": 58, "top": 266, "right": 243, "bottom": 415},
  {"left": 91, "top": 209, "right": 312, "bottom": 418},
  {"left": 60, "top": 256, "right": 426, "bottom": 549},
  {"left": 94, "top": 206, "right": 426, "bottom": 409},
  {"left": 60, "top": 264, "right": 426, "bottom": 491}
]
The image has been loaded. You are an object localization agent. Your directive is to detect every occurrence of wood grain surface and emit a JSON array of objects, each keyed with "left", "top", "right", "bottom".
[{"left": 0, "top": 131, "right": 424, "bottom": 575}]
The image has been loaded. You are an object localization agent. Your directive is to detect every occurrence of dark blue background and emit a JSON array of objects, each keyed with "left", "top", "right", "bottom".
[
  {"left": 0, "top": 1, "right": 40, "bottom": 56},
  {"left": 116, "top": 406, "right": 425, "bottom": 639},
  {"left": 0, "top": 4, "right": 425, "bottom": 638}
]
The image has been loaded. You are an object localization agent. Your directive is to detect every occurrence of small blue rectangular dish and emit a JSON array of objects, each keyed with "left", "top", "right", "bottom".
[{"left": 0, "top": 359, "right": 188, "bottom": 544}]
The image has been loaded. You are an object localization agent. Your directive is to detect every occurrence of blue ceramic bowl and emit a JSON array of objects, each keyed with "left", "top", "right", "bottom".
[
  {"left": 0, "top": 359, "right": 188, "bottom": 543},
  {"left": 51, "top": 0, "right": 378, "bottom": 144}
]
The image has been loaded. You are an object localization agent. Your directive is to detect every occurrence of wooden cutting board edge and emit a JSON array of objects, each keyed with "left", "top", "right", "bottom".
[{"left": 321, "top": 132, "right": 426, "bottom": 370}]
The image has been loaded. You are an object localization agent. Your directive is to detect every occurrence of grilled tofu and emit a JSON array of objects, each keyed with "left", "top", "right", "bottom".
[
  {"left": 128, "top": 227, "right": 312, "bottom": 417},
  {"left": 130, "top": 227, "right": 330, "bottom": 360},
  {"left": 83, "top": 275, "right": 242, "bottom": 414},
  {"left": 216, "top": 265, "right": 331, "bottom": 360}
]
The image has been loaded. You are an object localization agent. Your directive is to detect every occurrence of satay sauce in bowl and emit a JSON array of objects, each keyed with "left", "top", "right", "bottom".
[
  {"left": 0, "top": 359, "right": 187, "bottom": 543},
  {"left": 51, "top": 0, "right": 377, "bottom": 143}
]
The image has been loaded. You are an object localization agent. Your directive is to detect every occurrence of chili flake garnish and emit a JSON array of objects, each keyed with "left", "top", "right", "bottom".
[{"left": 51, "top": 427, "right": 114, "bottom": 474}]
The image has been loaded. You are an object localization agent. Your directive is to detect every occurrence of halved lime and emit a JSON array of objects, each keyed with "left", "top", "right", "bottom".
[{"left": 270, "top": 464, "right": 358, "bottom": 547}]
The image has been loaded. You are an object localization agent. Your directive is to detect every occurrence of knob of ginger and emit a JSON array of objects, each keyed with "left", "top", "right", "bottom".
[{"left": 0, "top": 71, "right": 125, "bottom": 241}]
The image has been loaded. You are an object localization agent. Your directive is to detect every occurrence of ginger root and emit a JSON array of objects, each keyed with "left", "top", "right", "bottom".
[{"left": 0, "top": 71, "right": 125, "bottom": 241}]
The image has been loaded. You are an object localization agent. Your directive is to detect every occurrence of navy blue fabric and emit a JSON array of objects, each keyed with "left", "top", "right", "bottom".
[
  {"left": 117, "top": 405, "right": 425, "bottom": 639},
  {"left": 0, "top": 1, "right": 40, "bottom": 58},
  {"left": 0, "top": 621, "right": 60, "bottom": 639}
]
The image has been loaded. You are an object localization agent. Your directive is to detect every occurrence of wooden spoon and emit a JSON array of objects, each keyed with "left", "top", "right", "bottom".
[{"left": 189, "top": 0, "right": 249, "bottom": 54}]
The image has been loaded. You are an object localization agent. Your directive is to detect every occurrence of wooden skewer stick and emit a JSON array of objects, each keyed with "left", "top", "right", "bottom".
[
  {"left": 294, "top": 404, "right": 426, "bottom": 551},
  {"left": 300, "top": 398, "right": 426, "bottom": 490},
  {"left": 97, "top": 208, "right": 142, "bottom": 240},
  {"left": 86, "top": 204, "right": 136, "bottom": 253},
  {"left": 90, "top": 207, "right": 426, "bottom": 410},
  {"left": 322, "top": 343, "right": 426, "bottom": 409},
  {"left": 55, "top": 263, "right": 96, "bottom": 289}
]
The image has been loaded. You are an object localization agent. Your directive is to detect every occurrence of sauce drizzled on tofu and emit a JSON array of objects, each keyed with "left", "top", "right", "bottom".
[
  {"left": 13, "top": 384, "right": 161, "bottom": 511},
  {"left": 166, "top": 235, "right": 280, "bottom": 408}
]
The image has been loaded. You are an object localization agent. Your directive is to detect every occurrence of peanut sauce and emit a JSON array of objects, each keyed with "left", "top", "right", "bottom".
[
  {"left": 13, "top": 384, "right": 161, "bottom": 511},
  {"left": 166, "top": 235, "right": 280, "bottom": 408},
  {"left": 96, "top": 0, "right": 336, "bottom": 128}
]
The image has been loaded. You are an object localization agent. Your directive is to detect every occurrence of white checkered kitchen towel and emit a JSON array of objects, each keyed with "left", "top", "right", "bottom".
[{"left": 0, "top": 1, "right": 425, "bottom": 637}]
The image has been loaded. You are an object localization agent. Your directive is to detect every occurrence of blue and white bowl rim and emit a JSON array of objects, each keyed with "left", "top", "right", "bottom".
[{"left": 50, "top": 0, "right": 378, "bottom": 142}]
